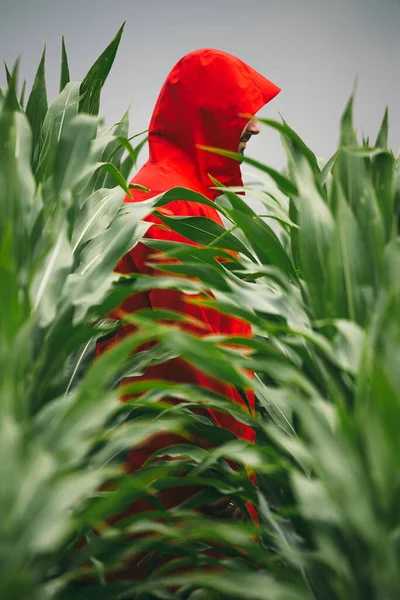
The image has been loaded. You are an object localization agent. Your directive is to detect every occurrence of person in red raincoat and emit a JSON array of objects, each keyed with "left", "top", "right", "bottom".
[{"left": 95, "top": 48, "right": 280, "bottom": 578}]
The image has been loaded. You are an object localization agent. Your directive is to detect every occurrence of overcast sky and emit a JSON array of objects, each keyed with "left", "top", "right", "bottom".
[{"left": 1, "top": 0, "right": 399, "bottom": 178}]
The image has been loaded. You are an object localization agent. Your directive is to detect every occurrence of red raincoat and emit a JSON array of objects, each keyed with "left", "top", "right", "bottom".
[{"left": 95, "top": 48, "right": 280, "bottom": 577}]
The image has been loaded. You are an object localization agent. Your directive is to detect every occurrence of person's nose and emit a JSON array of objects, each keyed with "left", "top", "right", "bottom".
[{"left": 247, "top": 119, "right": 261, "bottom": 136}]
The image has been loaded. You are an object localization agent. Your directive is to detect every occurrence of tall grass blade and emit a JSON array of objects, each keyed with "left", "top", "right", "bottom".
[
  {"left": 3, "top": 60, "right": 20, "bottom": 111},
  {"left": 375, "top": 107, "right": 389, "bottom": 149},
  {"left": 19, "top": 78, "right": 26, "bottom": 107},
  {"left": 79, "top": 23, "right": 125, "bottom": 115},
  {"left": 25, "top": 46, "right": 48, "bottom": 169},
  {"left": 59, "top": 36, "right": 70, "bottom": 93}
]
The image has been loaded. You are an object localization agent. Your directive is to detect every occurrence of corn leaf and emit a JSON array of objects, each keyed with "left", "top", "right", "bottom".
[
  {"left": 25, "top": 46, "right": 48, "bottom": 170},
  {"left": 79, "top": 23, "right": 125, "bottom": 115},
  {"left": 59, "top": 36, "right": 70, "bottom": 93}
]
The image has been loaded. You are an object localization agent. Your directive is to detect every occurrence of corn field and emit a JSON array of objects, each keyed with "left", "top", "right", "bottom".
[{"left": 1, "top": 24, "right": 400, "bottom": 600}]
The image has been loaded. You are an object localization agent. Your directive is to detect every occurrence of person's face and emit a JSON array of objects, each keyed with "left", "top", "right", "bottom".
[{"left": 238, "top": 118, "right": 261, "bottom": 154}]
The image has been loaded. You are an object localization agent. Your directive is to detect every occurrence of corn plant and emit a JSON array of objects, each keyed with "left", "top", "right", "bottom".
[
  {"left": 109, "top": 98, "right": 400, "bottom": 600},
  {"left": 70, "top": 98, "right": 400, "bottom": 600},
  {"left": 0, "top": 25, "right": 192, "bottom": 600}
]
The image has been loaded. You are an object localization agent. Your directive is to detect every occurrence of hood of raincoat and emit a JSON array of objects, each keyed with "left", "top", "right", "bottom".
[{"left": 148, "top": 48, "right": 281, "bottom": 199}]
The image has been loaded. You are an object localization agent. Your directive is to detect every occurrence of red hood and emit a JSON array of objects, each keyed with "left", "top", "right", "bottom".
[{"left": 148, "top": 48, "right": 281, "bottom": 199}]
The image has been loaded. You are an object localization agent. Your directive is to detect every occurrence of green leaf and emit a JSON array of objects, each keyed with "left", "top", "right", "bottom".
[
  {"left": 283, "top": 133, "right": 335, "bottom": 317},
  {"left": 129, "top": 182, "right": 150, "bottom": 192},
  {"left": 332, "top": 96, "right": 389, "bottom": 270},
  {"left": 71, "top": 185, "right": 124, "bottom": 252},
  {"left": 19, "top": 78, "right": 26, "bottom": 108},
  {"left": 124, "top": 380, "right": 256, "bottom": 426},
  {"left": 36, "top": 81, "right": 81, "bottom": 182},
  {"left": 339, "top": 93, "right": 358, "bottom": 146},
  {"left": 147, "top": 260, "right": 231, "bottom": 292},
  {"left": 68, "top": 212, "right": 151, "bottom": 322},
  {"left": 288, "top": 196, "right": 301, "bottom": 272},
  {"left": 142, "top": 238, "right": 240, "bottom": 264},
  {"left": 54, "top": 113, "right": 98, "bottom": 196},
  {"left": 333, "top": 135, "right": 386, "bottom": 289},
  {"left": 0, "top": 108, "right": 35, "bottom": 268},
  {"left": 95, "top": 110, "right": 131, "bottom": 188},
  {"left": 79, "top": 23, "right": 125, "bottom": 115},
  {"left": 97, "top": 161, "right": 132, "bottom": 196},
  {"left": 127, "top": 186, "right": 218, "bottom": 219},
  {"left": 42, "top": 82, "right": 81, "bottom": 140},
  {"left": 117, "top": 132, "right": 148, "bottom": 181},
  {"left": 59, "top": 36, "right": 70, "bottom": 93},
  {"left": 132, "top": 572, "right": 307, "bottom": 600},
  {"left": 3, "top": 59, "right": 20, "bottom": 112},
  {"left": 295, "top": 399, "right": 380, "bottom": 545},
  {"left": 394, "top": 153, "right": 400, "bottom": 220},
  {"left": 257, "top": 116, "right": 320, "bottom": 174},
  {"left": 331, "top": 319, "right": 365, "bottom": 375},
  {"left": 161, "top": 327, "right": 251, "bottom": 389},
  {"left": 292, "top": 473, "right": 341, "bottom": 524},
  {"left": 318, "top": 150, "right": 340, "bottom": 188},
  {"left": 255, "top": 377, "right": 295, "bottom": 436},
  {"left": 219, "top": 187, "right": 297, "bottom": 230},
  {"left": 0, "top": 228, "right": 22, "bottom": 344},
  {"left": 30, "top": 223, "right": 73, "bottom": 327},
  {"left": 199, "top": 145, "right": 298, "bottom": 197},
  {"left": 222, "top": 206, "right": 297, "bottom": 280},
  {"left": 210, "top": 175, "right": 254, "bottom": 216},
  {"left": 327, "top": 181, "right": 370, "bottom": 323},
  {"left": 155, "top": 214, "right": 254, "bottom": 260},
  {"left": 118, "top": 133, "right": 148, "bottom": 166},
  {"left": 191, "top": 439, "right": 265, "bottom": 475},
  {"left": 343, "top": 146, "right": 388, "bottom": 158},
  {"left": 372, "top": 150, "right": 395, "bottom": 241},
  {"left": 4, "top": 61, "right": 12, "bottom": 85},
  {"left": 25, "top": 46, "right": 48, "bottom": 169},
  {"left": 119, "top": 151, "right": 134, "bottom": 181},
  {"left": 375, "top": 107, "right": 388, "bottom": 149}
]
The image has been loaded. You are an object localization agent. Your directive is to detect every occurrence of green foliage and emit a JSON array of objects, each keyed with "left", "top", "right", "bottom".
[
  {"left": 2, "top": 26, "right": 400, "bottom": 600},
  {"left": 25, "top": 46, "right": 47, "bottom": 170},
  {"left": 99, "top": 99, "right": 400, "bottom": 598},
  {"left": 146, "top": 101, "right": 400, "bottom": 599},
  {"left": 0, "top": 26, "right": 153, "bottom": 600},
  {"left": 60, "top": 36, "right": 70, "bottom": 93},
  {"left": 79, "top": 23, "right": 125, "bottom": 115}
]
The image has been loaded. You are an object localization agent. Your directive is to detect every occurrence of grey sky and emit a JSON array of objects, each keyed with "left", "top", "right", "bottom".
[{"left": 1, "top": 0, "right": 399, "bottom": 176}]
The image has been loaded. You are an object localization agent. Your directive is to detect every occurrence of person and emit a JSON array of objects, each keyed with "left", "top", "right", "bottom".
[{"left": 95, "top": 48, "right": 280, "bottom": 577}]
